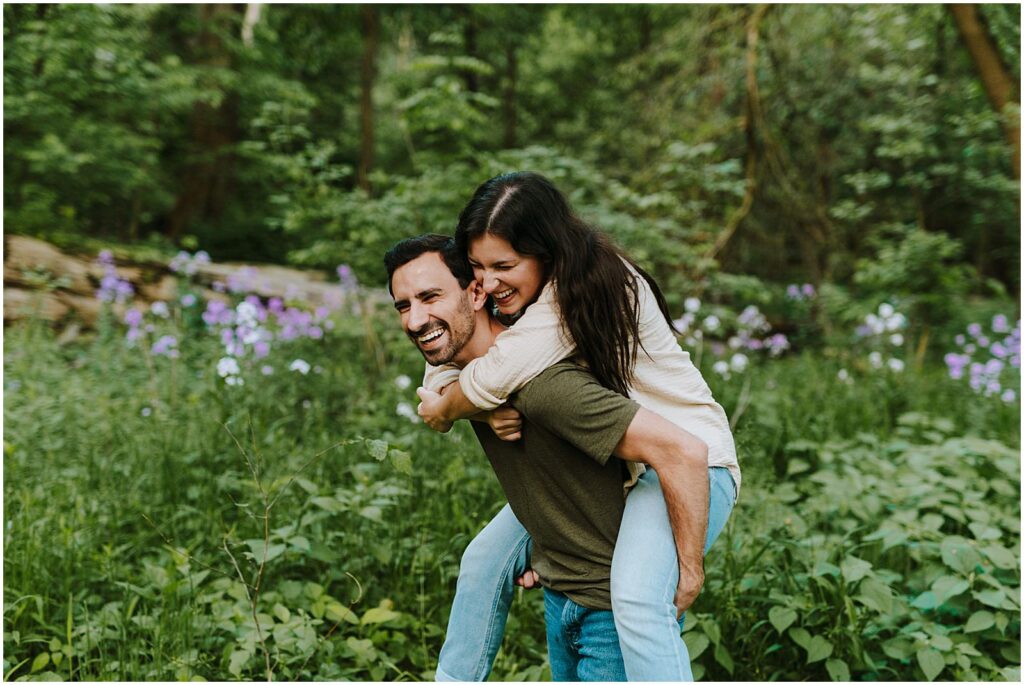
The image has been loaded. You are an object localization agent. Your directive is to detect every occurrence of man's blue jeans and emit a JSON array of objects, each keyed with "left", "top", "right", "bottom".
[
  {"left": 544, "top": 589, "right": 626, "bottom": 681},
  {"left": 436, "top": 466, "right": 737, "bottom": 681}
]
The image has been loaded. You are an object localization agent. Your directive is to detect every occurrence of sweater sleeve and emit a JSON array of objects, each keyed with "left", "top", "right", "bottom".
[
  {"left": 422, "top": 361, "right": 462, "bottom": 393},
  {"left": 458, "top": 282, "right": 578, "bottom": 410}
]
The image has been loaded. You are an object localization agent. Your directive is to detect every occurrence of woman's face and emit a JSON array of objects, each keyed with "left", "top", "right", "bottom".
[{"left": 467, "top": 233, "right": 546, "bottom": 316}]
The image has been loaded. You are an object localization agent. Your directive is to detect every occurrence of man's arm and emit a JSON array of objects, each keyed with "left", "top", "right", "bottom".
[
  {"left": 417, "top": 383, "right": 523, "bottom": 440},
  {"left": 614, "top": 408, "right": 710, "bottom": 618}
]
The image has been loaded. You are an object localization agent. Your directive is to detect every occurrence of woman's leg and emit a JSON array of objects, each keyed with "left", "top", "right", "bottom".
[
  {"left": 609, "top": 467, "right": 736, "bottom": 681},
  {"left": 436, "top": 503, "right": 533, "bottom": 681}
]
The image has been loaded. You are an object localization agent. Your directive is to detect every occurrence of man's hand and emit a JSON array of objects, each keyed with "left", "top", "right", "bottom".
[
  {"left": 674, "top": 562, "right": 705, "bottom": 618},
  {"left": 416, "top": 387, "right": 454, "bottom": 433},
  {"left": 515, "top": 569, "right": 540, "bottom": 589},
  {"left": 487, "top": 406, "right": 523, "bottom": 441}
]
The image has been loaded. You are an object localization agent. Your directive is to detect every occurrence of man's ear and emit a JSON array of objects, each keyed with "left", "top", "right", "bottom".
[{"left": 467, "top": 280, "right": 488, "bottom": 311}]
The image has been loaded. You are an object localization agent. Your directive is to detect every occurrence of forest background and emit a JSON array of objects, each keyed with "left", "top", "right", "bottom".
[{"left": 2, "top": 3, "right": 1021, "bottom": 682}]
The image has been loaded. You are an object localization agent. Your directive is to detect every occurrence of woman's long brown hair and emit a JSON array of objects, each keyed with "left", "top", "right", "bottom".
[{"left": 454, "top": 172, "right": 676, "bottom": 397}]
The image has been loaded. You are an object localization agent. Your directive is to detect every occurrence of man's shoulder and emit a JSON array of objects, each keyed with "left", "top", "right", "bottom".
[{"left": 514, "top": 362, "right": 633, "bottom": 421}]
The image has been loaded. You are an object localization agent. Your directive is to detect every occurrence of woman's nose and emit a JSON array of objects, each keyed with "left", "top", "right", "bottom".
[{"left": 481, "top": 271, "right": 499, "bottom": 293}]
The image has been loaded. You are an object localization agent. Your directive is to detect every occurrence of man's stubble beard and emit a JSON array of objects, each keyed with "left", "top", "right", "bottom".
[{"left": 418, "top": 295, "right": 476, "bottom": 366}]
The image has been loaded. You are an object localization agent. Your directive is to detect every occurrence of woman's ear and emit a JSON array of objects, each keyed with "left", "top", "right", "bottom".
[{"left": 468, "top": 280, "right": 488, "bottom": 311}]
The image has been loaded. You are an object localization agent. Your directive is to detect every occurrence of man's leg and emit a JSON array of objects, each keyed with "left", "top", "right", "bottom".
[
  {"left": 609, "top": 467, "right": 736, "bottom": 681},
  {"left": 574, "top": 604, "right": 627, "bottom": 682},
  {"left": 437, "top": 504, "right": 532, "bottom": 681},
  {"left": 543, "top": 589, "right": 581, "bottom": 682}
]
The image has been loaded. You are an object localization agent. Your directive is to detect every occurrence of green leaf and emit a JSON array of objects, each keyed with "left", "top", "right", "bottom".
[
  {"left": 856, "top": 577, "right": 894, "bottom": 614},
  {"left": 325, "top": 601, "right": 359, "bottom": 625},
  {"left": 982, "top": 544, "right": 1017, "bottom": 570},
  {"left": 813, "top": 561, "right": 841, "bottom": 577},
  {"left": 965, "top": 610, "right": 995, "bottom": 633},
  {"left": 973, "top": 588, "right": 1006, "bottom": 609},
  {"left": 358, "top": 506, "right": 383, "bottom": 522},
  {"left": 346, "top": 637, "right": 376, "bottom": 662},
  {"left": 911, "top": 591, "right": 938, "bottom": 610},
  {"left": 389, "top": 449, "right": 413, "bottom": 475},
  {"left": 805, "top": 636, "right": 834, "bottom": 664},
  {"left": 683, "top": 632, "right": 710, "bottom": 660},
  {"left": 361, "top": 606, "right": 401, "bottom": 625},
  {"left": 703, "top": 620, "right": 721, "bottom": 646},
  {"left": 840, "top": 556, "right": 872, "bottom": 583},
  {"left": 789, "top": 627, "right": 812, "bottom": 650},
  {"left": 826, "top": 658, "right": 850, "bottom": 681},
  {"left": 769, "top": 607, "right": 797, "bottom": 634},
  {"left": 917, "top": 648, "right": 945, "bottom": 681},
  {"left": 713, "top": 643, "right": 735, "bottom": 674},
  {"left": 228, "top": 650, "right": 249, "bottom": 677},
  {"left": 288, "top": 535, "right": 311, "bottom": 552},
  {"left": 263, "top": 543, "right": 286, "bottom": 562},
  {"left": 931, "top": 575, "right": 969, "bottom": 603},
  {"left": 272, "top": 603, "right": 290, "bottom": 623},
  {"left": 940, "top": 536, "right": 983, "bottom": 575},
  {"left": 366, "top": 439, "right": 389, "bottom": 461},
  {"left": 30, "top": 652, "right": 49, "bottom": 673}
]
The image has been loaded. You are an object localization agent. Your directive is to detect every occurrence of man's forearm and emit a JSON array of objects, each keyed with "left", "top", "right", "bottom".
[
  {"left": 654, "top": 441, "right": 709, "bottom": 583},
  {"left": 614, "top": 408, "right": 710, "bottom": 614}
]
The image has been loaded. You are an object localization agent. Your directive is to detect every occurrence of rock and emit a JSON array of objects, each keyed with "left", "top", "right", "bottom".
[{"left": 4, "top": 235, "right": 388, "bottom": 327}]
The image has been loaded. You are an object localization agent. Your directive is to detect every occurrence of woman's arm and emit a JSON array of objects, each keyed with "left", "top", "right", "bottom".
[{"left": 417, "top": 283, "right": 577, "bottom": 431}]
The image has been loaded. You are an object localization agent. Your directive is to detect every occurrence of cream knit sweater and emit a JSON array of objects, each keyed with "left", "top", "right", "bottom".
[{"left": 423, "top": 270, "right": 741, "bottom": 497}]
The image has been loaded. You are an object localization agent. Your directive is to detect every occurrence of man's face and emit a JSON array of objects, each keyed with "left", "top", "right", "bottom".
[{"left": 391, "top": 252, "right": 476, "bottom": 366}]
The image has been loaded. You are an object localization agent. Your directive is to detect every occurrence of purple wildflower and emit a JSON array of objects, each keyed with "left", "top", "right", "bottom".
[
  {"left": 124, "top": 308, "right": 144, "bottom": 327},
  {"left": 967, "top": 323, "right": 982, "bottom": 337},
  {"left": 801, "top": 283, "right": 816, "bottom": 298},
  {"left": 151, "top": 335, "right": 179, "bottom": 358}
]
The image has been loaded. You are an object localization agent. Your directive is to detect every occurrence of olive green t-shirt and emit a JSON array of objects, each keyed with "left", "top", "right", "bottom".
[{"left": 471, "top": 362, "right": 640, "bottom": 610}]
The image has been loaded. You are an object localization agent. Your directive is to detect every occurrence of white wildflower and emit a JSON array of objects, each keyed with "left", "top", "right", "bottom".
[
  {"left": 289, "top": 359, "right": 311, "bottom": 375},
  {"left": 684, "top": 297, "right": 701, "bottom": 313},
  {"left": 217, "top": 357, "right": 240, "bottom": 378},
  {"left": 395, "top": 375, "right": 412, "bottom": 390}
]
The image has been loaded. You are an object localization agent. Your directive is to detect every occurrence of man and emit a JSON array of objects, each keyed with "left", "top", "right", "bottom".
[{"left": 385, "top": 235, "right": 711, "bottom": 680}]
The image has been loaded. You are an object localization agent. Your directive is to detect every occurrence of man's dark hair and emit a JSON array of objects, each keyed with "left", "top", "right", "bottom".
[{"left": 383, "top": 234, "right": 474, "bottom": 294}]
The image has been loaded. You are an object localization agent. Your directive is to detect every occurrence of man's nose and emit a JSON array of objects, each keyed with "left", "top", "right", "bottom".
[{"left": 407, "top": 302, "right": 430, "bottom": 331}]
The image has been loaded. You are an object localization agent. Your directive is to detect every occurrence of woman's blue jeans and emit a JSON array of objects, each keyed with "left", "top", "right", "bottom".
[{"left": 435, "top": 466, "right": 736, "bottom": 681}]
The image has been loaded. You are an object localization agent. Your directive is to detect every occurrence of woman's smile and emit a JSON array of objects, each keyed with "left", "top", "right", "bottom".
[{"left": 468, "top": 233, "right": 546, "bottom": 316}]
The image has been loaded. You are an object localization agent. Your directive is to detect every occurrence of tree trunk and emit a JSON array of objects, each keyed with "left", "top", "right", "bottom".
[
  {"left": 948, "top": 4, "right": 1020, "bottom": 178},
  {"left": 503, "top": 44, "right": 518, "bottom": 148},
  {"left": 241, "top": 3, "right": 263, "bottom": 47},
  {"left": 357, "top": 4, "right": 378, "bottom": 193},
  {"left": 165, "top": 4, "right": 241, "bottom": 240},
  {"left": 705, "top": 4, "right": 769, "bottom": 262}
]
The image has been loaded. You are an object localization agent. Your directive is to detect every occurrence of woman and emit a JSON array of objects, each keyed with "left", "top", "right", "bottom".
[{"left": 419, "top": 172, "right": 740, "bottom": 681}]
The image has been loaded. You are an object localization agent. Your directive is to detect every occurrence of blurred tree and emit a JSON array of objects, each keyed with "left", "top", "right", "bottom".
[{"left": 949, "top": 4, "right": 1020, "bottom": 178}]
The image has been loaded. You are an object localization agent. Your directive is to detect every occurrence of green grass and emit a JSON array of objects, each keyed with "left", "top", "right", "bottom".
[{"left": 3, "top": 303, "right": 1020, "bottom": 681}]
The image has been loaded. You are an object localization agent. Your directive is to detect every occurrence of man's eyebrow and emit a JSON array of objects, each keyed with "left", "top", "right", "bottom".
[
  {"left": 416, "top": 287, "right": 443, "bottom": 299},
  {"left": 393, "top": 297, "right": 409, "bottom": 310}
]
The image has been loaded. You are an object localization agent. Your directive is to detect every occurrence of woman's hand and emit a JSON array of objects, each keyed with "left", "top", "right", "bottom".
[
  {"left": 416, "top": 387, "right": 454, "bottom": 433},
  {"left": 515, "top": 569, "right": 540, "bottom": 589},
  {"left": 487, "top": 406, "right": 523, "bottom": 441}
]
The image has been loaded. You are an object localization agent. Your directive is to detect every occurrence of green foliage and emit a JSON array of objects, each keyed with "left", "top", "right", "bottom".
[
  {"left": 854, "top": 226, "right": 975, "bottom": 329},
  {"left": 4, "top": 288, "right": 1019, "bottom": 680},
  {"left": 5, "top": 4, "right": 1018, "bottom": 299}
]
